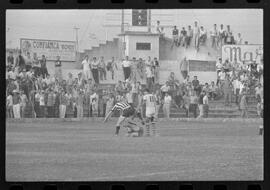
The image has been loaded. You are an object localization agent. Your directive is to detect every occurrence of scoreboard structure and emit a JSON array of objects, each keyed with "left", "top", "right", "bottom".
[{"left": 132, "top": 9, "right": 148, "bottom": 26}]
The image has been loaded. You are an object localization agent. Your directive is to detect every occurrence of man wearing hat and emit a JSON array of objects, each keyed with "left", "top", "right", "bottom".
[{"left": 12, "top": 90, "right": 21, "bottom": 118}]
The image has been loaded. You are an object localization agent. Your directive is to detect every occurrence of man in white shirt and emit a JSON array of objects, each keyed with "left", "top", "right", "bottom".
[
  {"left": 218, "top": 24, "right": 226, "bottom": 47},
  {"left": 145, "top": 65, "right": 154, "bottom": 92},
  {"left": 233, "top": 77, "right": 242, "bottom": 104},
  {"left": 193, "top": 21, "right": 200, "bottom": 49},
  {"left": 160, "top": 81, "right": 170, "bottom": 99},
  {"left": 235, "top": 33, "right": 243, "bottom": 45},
  {"left": 91, "top": 57, "right": 100, "bottom": 84},
  {"left": 156, "top": 20, "right": 161, "bottom": 34},
  {"left": 163, "top": 92, "right": 172, "bottom": 119},
  {"left": 82, "top": 55, "right": 91, "bottom": 80},
  {"left": 143, "top": 89, "right": 157, "bottom": 136},
  {"left": 122, "top": 56, "right": 131, "bottom": 81},
  {"left": 210, "top": 24, "right": 218, "bottom": 49}
]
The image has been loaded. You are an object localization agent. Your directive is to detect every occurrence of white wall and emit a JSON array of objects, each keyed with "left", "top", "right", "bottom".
[{"left": 125, "top": 35, "right": 159, "bottom": 60}]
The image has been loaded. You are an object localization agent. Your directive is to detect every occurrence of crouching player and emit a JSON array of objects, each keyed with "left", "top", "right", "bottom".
[
  {"left": 143, "top": 89, "right": 158, "bottom": 136},
  {"left": 104, "top": 101, "right": 144, "bottom": 136},
  {"left": 123, "top": 113, "right": 144, "bottom": 137}
]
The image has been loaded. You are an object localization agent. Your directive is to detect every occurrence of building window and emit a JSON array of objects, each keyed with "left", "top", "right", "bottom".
[{"left": 136, "top": 42, "right": 151, "bottom": 50}]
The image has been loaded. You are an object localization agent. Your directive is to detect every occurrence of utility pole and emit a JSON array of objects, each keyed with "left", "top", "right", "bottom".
[
  {"left": 148, "top": 9, "right": 151, "bottom": 33},
  {"left": 121, "top": 9, "right": 124, "bottom": 34},
  {"left": 73, "top": 26, "right": 80, "bottom": 52}
]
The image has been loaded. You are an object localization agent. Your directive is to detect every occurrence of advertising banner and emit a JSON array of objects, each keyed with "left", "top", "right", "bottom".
[
  {"left": 222, "top": 44, "right": 263, "bottom": 63},
  {"left": 20, "top": 38, "right": 76, "bottom": 61}
]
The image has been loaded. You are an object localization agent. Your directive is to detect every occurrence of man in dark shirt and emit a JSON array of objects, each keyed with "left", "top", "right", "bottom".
[
  {"left": 192, "top": 76, "right": 200, "bottom": 96},
  {"left": 7, "top": 51, "right": 14, "bottom": 70},
  {"left": 16, "top": 50, "right": 25, "bottom": 73},
  {"left": 40, "top": 55, "right": 48, "bottom": 79},
  {"left": 179, "top": 27, "right": 187, "bottom": 47},
  {"left": 55, "top": 56, "right": 62, "bottom": 81}
]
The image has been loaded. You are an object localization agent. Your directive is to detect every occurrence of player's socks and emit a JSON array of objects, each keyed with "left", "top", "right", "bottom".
[
  {"left": 115, "top": 126, "right": 120, "bottom": 135},
  {"left": 151, "top": 122, "right": 156, "bottom": 136},
  {"left": 145, "top": 124, "right": 150, "bottom": 136}
]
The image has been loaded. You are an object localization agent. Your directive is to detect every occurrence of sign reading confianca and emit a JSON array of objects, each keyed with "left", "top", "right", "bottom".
[{"left": 20, "top": 38, "right": 76, "bottom": 61}]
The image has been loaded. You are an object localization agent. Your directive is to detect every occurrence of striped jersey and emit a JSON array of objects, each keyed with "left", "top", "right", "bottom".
[{"left": 111, "top": 102, "right": 131, "bottom": 112}]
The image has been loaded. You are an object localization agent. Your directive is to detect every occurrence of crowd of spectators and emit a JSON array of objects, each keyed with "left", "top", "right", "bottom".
[
  {"left": 163, "top": 21, "right": 244, "bottom": 52},
  {"left": 6, "top": 21, "right": 263, "bottom": 119}
]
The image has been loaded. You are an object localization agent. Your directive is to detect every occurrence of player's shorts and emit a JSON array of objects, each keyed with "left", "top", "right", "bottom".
[
  {"left": 122, "top": 106, "right": 135, "bottom": 117},
  {"left": 145, "top": 107, "right": 156, "bottom": 118}
]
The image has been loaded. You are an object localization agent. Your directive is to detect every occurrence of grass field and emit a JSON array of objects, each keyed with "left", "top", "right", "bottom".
[{"left": 6, "top": 119, "right": 263, "bottom": 181}]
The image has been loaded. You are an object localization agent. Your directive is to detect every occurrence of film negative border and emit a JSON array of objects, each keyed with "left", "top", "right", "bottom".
[{"left": 0, "top": 0, "right": 269, "bottom": 190}]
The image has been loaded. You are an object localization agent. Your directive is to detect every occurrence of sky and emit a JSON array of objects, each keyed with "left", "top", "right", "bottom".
[{"left": 6, "top": 9, "right": 263, "bottom": 51}]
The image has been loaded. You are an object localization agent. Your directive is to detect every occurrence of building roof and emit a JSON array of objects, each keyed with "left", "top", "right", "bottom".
[{"left": 118, "top": 31, "right": 160, "bottom": 37}]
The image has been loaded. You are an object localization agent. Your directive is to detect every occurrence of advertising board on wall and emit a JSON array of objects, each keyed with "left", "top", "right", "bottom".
[
  {"left": 222, "top": 44, "right": 263, "bottom": 63},
  {"left": 20, "top": 38, "right": 76, "bottom": 61}
]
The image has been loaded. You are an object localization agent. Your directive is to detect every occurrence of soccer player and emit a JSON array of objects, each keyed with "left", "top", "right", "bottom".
[
  {"left": 123, "top": 115, "right": 144, "bottom": 137},
  {"left": 143, "top": 89, "right": 157, "bottom": 136},
  {"left": 104, "top": 101, "right": 144, "bottom": 136}
]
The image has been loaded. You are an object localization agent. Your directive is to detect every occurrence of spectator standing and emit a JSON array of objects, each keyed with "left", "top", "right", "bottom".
[
  {"left": 130, "top": 57, "right": 137, "bottom": 82},
  {"left": 91, "top": 57, "right": 99, "bottom": 84},
  {"left": 218, "top": 24, "right": 226, "bottom": 48},
  {"left": 25, "top": 52, "right": 32, "bottom": 72},
  {"left": 179, "top": 27, "right": 187, "bottom": 47},
  {"left": 145, "top": 63, "right": 154, "bottom": 92},
  {"left": 107, "top": 56, "right": 118, "bottom": 80},
  {"left": 7, "top": 51, "right": 14, "bottom": 70},
  {"left": 39, "top": 90, "right": 46, "bottom": 118},
  {"left": 46, "top": 89, "right": 55, "bottom": 118},
  {"left": 82, "top": 55, "right": 91, "bottom": 80},
  {"left": 137, "top": 58, "right": 145, "bottom": 80},
  {"left": 105, "top": 94, "right": 115, "bottom": 119},
  {"left": 197, "top": 91, "right": 204, "bottom": 118},
  {"left": 122, "top": 56, "right": 131, "bottom": 81},
  {"left": 20, "top": 90, "right": 28, "bottom": 118},
  {"left": 186, "top": 25, "right": 193, "bottom": 48},
  {"left": 55, "top": 56, "right": 62, "bottom": 81},
  {"left": 160, "top": 81, "right": 170, "bottom": 99},
  {"left": 76, "top": 90, "right": 84, "bottom": 119},
  {"left": 198, "top": 26, "right": 207, "bottom": 48},
  {"left": 40, "top": 55, "right": 48, "bottom": 79},
  {"left": 255, "top": 83, "right": 263, "bottom": 102},
  {"left": 182, "top": 92, "right": 190, "bottom": 117},
  {"left": 99, "top": 56, "right": 107, "bottom": 81},
  {"left": 6, "top": 92, "right": 14, "bottom": 118},
  {"left": 203, "top": 91, "right": 209, "bottom": 118},
  {"left": 154, "top": 90, "right": 162, "bottom": 119},
  {"left": 12, "top": 90, "right": 21, "bottom": 118},
  {"left": 59, "top": 91, "right": 68, "bottom": 118},
  {"left": 194, "top": 21, "right": 200, "bottom": 49},
  {"left": 233, "top": 77, "right": 241, "bottom": 104},
  {"left": 162, "top": 92, "right": 172, "bottom": 119},
  {"left": 223, "top": 75, "right": 233, "bottom": 106},
  {"left": 34, "top": 90, "right": 40, "bottom": 117},
  {"left": 192, "top": 76, "right": 200, "bottom": 96},
  {"left": 156, "top": 20, "right": 161, "bottom": 34},
  {"left": 15, "top": 50, "right": 26, "bottom": 73},
  {"left": 171, "top": 26, "right": 179, "bottom": 48},
  {"left": 153, "top": 57, "right": 160, "bottom": 84},
  {"left": 32, "top": 53, "right": 40, "bottom": 77},
  {"left": 209, "top": 81, "right": 218, "bottom": 100},
  {"left": 180, "top": 57, "right": 189, "bottom": 80},
  {"left": 210, "top": 24, "right": 218, "bottom": 49},
  {"left": 239, "top": 90, "right": 248, "bottom": 118},
  {"left": 235, "top": 33, "right": 243, "bottom": 45},
  {"left": 189, "top": 90, "right": 198, "bottom": 118}
]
